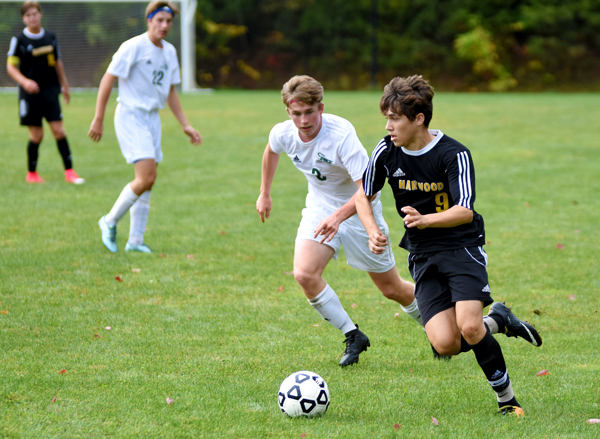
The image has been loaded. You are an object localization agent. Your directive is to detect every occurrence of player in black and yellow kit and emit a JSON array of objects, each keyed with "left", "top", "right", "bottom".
[
  {"left": 6, "top": 1, "right": 84, "bottom": 184},
  {"left": 356, "top": 75, "right": 542, "bottom": 415}
]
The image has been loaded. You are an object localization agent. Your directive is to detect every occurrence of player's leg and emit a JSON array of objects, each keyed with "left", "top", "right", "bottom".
[
  {"left": 126, "top": 110, "right": 162, "bottom": 253},
  {"left": 368, "top": 268, "right": 422, "bottom": 325},
  {"left": 456, "top": 300, "right": 521, "bottom": 414},
  {"left": 293, "top": 236, "right": 368, "bottom": 367},
  {"left": 48, "top": 120, "right": 84, "bottom": 184},
  {"left": 26, "top": 125, "right": 44, "bottom": 183},
  {"left": 44, "top": 88, "right": 83, "bottom": 184}
]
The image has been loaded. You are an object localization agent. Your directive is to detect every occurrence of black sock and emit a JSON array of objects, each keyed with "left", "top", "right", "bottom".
[
  {"left": 471, "top": 327, "right": 517, "bottom": 405},
  {"left": 27, "top": 141, "right": 40, "bottom": 172},
  {"left": 459, "top": 335, "right": 472, "bottom": 353},
  {"left": 488, "top": 313, "right": 505, "bottom": 333},
  {"left": 56, "top": 137, "right": 72, "bottom": 170}
]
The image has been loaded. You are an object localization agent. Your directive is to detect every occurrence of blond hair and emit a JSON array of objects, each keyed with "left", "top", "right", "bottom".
[
  {"left": 281, "top": 75, "right": 324, "bottom": 107},
  {"left": 145, "top": 1, "right": 179, "bottom": 19},
  {"left": 21, "top": 1, "right": 41, "bottom": 16},
  {"left": 380, "top": 75, "right": 435, "bottom": 127}
]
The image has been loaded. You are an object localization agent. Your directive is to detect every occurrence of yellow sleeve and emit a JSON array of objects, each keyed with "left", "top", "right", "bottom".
[{"left": 7, "top": 56, "right": 19, "bottom": 66}]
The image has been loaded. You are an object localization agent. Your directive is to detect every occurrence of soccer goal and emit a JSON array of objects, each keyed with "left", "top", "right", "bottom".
[{"left": 0, "top": 0, "right": 198, "bottom": 92}]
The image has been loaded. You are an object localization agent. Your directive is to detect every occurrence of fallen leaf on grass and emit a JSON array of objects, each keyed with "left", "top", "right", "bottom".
[
  {"left": 105, "top": 326, "right": 111, "bottom": 331},
  {"left": 393, "top": 423, "right": 402, "bottom": 430},
  {"left": 187, "top": 254, "right": 194, "bottom": 259},
  {"left": 166, "top": 397, "right": 174, "bottom": 405},
  {"left": 131, "top": 268, "right": 141, "bottom": 273},
  {"left": 284, "top": 271, "right": 294, "bottom": 276},
  {"left": 300, "top": 434, "right": 306, "bottom": 438},
  {"left": 115, "top": 275, "right": 123, "bottom": 282},
  {"left": 58, "top": 370, "right": 66, "bottom": 374},
  {"left": 394, "top": 312, "right": 400, "bottom": 319},
  {"left": 0, "top": 309, "right": 8, "bottom": 314},
  {"left": 556, "top": 243, "right": 564, "bottom": 249},
  {"left": 536, "top": 370, "right": 549, "bottom": 376},
  {"left": 159, "top": 253, "right": 166, "bottom": 258},
  {"left": 431, "top": 416, "right": 439, "bottom": 425},
  {"left": 569, "top": 294, "right": 576, "bottom": 300},
  {"left": 220, "top": 230, "right": 227, "bottom": 235},
  {"left": 351, "top": 303, "right": 358, "bottom": 308},
  {"left": 277, "top": 286, "right": 284, "bottom": 292},
  {"left": 586, "top": 419, "right": 600, "bottom": 424},
  {"left": 515, "top": 407, "right": 525, "bottom": 418},
  {"left": 524, "top": 202, "right": 530, "bottom": 207},
  {"left": 51, "top": 396, "right": 57, "bottom": 403},
  {"left": 94, "top": 334, "right": 99, "bottom": 338}
]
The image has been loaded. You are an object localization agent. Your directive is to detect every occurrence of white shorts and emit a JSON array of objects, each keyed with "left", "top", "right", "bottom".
[
  {"left": 114, "top": 103, "right": 162, "bottom": 164},
  {"left": 295, "top": 200, "right": 396, "bottom": 273}
]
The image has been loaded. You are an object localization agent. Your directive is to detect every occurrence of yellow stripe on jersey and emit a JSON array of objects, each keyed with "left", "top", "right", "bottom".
[
  {"left": 47, "top": 53, "right": 56, "bottom": 67},
  {"left": 7, "top": 56, "right": 19, "bottom": 66}
]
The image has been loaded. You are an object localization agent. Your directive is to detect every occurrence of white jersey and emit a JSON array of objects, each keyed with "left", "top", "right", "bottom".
[
  {"left": 107, "top": 33, "right": 180, "bottom": 111},
  {"left": 269, "top": 113, "right": 380, "bottom": 211}
]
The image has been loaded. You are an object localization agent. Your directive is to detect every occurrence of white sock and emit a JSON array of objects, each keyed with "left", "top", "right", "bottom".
[
  {"left": 105, "top": 183, "right": 139, "bottom": 226},
  {"left": 484, "top": 315, "right": 499, "bottom": 334},
  {"left": 496, "top": 379, "right": 515, "bottom": 404},
  {"left": 308, "top": 284, "right": 356, "bottom": 334},
  {"left": 400, "top": 299, "right": 423, "bottom": 326},
  {"left": 129, "top": 190, "right": 151, "bottom": 246}
]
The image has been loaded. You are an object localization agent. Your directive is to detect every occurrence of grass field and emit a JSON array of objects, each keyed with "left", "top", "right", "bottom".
[{"left": 1, "top": 90, "right": 599, "bottom": 438}]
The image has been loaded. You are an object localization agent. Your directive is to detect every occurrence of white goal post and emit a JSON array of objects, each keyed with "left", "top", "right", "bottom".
[{"left": 1, "top": 0, "right": 198, "bottom": 92}]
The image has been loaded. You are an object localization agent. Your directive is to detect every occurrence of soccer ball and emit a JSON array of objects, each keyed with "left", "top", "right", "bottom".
[{"left": 278, "top": 371, "right": 330, "bottom": 417}]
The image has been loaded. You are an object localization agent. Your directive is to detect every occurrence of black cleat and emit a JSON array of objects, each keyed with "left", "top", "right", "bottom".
[
  {"left": 339, "top": 325, "right": 370, "bottom": 367},
  {"left": 489, "top": 302, "right": 542, "bottom": 347},
  {"left": 430, "top": 342, "right": 451, "bottom": 360}
]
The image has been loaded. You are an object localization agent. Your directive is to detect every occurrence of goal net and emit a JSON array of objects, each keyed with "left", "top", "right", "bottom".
[{"left": 1, "top": 0, "right": 197, "bottom": 90}]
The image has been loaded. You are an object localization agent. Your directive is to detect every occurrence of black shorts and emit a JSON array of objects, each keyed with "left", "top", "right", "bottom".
[
  {"left": 408, "top": 246, "right": 494, "bottom": 326},
  {"left": 19, "top": 86, "right": 62, "bottom": 127}
]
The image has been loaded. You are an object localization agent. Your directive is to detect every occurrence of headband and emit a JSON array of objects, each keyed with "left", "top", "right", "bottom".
[{"left": 148, "top": 6, "right": 173, "bottom": 20}]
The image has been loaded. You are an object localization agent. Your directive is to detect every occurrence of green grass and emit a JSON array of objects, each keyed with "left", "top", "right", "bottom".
[{"left": 1, "top": 90, "right": 599, "bottom": 438}]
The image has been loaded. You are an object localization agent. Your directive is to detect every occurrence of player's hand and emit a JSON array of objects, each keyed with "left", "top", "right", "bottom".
[
  {"left": 22, "top": 79, "right": 40, "bottom": 94},
  {"left": 62, "top": 87, "right": 70, "bottom": 104},
  {"left": 88, "top": 118, "right": 104, "bottom": 142},
  {"left": 183, "top": 125, "right": 202, "bottom": 146},
  {"left": 401, "top": 206, "right": 428, "bottom": 229},
  {"left": 256, "top": 194, "right": 272, "bottom": 223},
  {"left": 368, "top": 229, "right": 388, "bottom": 254},
  {"left": 314, "top": 214, "right": 341, "bottom": 244}
]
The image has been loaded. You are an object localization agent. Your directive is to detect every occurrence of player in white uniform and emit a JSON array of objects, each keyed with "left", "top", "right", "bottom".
[
  {"left": 256, "top": 75, "right": 423, "bottom": 367},
  {"left": 88, "top": 1, "right": 201, "bottom": 253}
]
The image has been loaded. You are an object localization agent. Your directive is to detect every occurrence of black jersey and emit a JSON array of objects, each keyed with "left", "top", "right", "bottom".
[
  {"left": 363, "top": 130, "right": 485, "bottom": 253},
  {"left": 7, "top": 28, "right": 61, "bottom": 92}
]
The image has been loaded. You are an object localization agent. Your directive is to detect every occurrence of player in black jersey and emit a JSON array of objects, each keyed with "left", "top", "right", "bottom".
[
  {"left": 6, "top": 1, "right": 84, "bottom": 184},
  {"left": 356, "top": 75, "right": 542, "bottom": 415}
]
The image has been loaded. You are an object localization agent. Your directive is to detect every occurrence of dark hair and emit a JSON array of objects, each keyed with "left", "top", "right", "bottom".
[
  {"left": 380, "top": 75, "right": 434, "bottom": 127},
  {"left": 21, "top": 1, "right": 41, "bottom": 16}
]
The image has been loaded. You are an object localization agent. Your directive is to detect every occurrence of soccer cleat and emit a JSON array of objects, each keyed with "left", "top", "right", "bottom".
[
  {"left": 65, "top": 169, "right": 85, "bottom": 184},
  {"left": 26, "top": 171, "right": 44, "bottom": 183},
  {"left": 125, "top": 242, "right": 153, "bottom": 253},
  {"left": 430, "top": 342, "right": 451, "bottom": 360},
  {"left": 497, "top": 405, "right": 524, "bottom": 417},
  {"left": 98, "top": 216, "right": 117, "bottom": 253},
  {"left": 339, "top": 325, "right": 370, "bottom": 367},
  {"left": 489, "top": 301, "right": 542, "bottom": 347}
]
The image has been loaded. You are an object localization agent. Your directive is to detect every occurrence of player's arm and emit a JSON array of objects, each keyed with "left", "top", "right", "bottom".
[
  {"left": 54, "top": 58, "right": 70, "bottom": 104},
  {"left": 6, "top": 61, "right": 39, "bottom": 94},
  {"left": 313, "top": 180, "right": 362, "bottom": 244},
  {"left": 356, "top": 185, "right": 389, "bottom": 254},
  {"left": 256, "top": 143, "right": 280, "bottom": 223},
  {"left": 401, "top": 205, "right": 473, "bottom": 229},
  {"left": 167, "top": 85, "right": 202, "bottom": 146},
  {"left": 88, "top": 72, "right": 117, "bottom": 142}
]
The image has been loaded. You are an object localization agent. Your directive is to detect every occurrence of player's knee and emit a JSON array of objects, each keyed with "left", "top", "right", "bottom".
[
  {"left": 293, "top": 269, "right": 317, "bottom": 289},
  {"left": 432, "top": 339, "right": 460, "bottom": 356},
  {"left": 460, "top": 323, "right": 486, "bottom": 345}
]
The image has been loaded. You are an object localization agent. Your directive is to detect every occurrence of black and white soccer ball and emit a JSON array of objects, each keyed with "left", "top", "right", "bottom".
[{"left": 278, "top": 371, "right": 330, "bottom": 417}]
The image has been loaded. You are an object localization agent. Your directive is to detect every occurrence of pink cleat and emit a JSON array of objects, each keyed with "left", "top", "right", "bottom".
[
  {"left": 26, "top": 171, "right": 44, "bottom": 183},
  {"left": 65, "top": 169, "right": 85, "bottom": 184}
]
